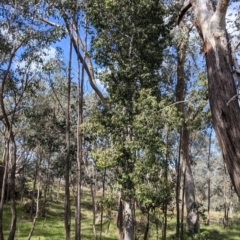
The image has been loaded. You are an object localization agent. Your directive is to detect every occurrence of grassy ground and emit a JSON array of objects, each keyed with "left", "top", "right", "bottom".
[{"left": 3, "top": 191, "right": 240, "bottom": 240}]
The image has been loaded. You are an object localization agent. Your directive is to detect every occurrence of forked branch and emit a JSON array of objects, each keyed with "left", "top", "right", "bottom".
[{"left": 177, "top": 0, "right": 192, "bottom": 25}]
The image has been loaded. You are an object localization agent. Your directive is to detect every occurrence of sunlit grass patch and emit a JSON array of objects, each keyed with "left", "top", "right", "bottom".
[{"left": 2, "top": 196, "right": 240, "bottom": 240}]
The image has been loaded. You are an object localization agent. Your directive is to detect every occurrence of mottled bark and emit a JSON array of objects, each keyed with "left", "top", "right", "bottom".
[
  {"left": 181, "top": 123, "right": 199, "bottom": 234},
  {"left": 124, "top": 201, "right": 134, "bottom": 240},
  {"left": 117, "top": 193, "right": 124, "bottom": 240},
  {"left": 207, "top": 130, "right": 212, "bottom": 225},
  {"left": 8, "top": 135, "right": 17, "bottom": 240},
  {"left": 206, "top": 39, "right": 240, "bottom": 199},
  {"left": 185, "top": 0, "right": 240, "bottom": 200},
  {"left": 0, "top": 140, "right": 9, "bottom": 240},
  {"left": 176, "top": 21, "right": 199, "bottom": 233}
]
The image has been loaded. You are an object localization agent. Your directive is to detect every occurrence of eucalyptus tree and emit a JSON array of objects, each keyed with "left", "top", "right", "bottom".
[
  {"left": 174, "top": 22, "right": 210, "bottom": 234},
  {"left": 192, "top": 131, "right": 239, "bottom": 227},
  {"left": 0, "top": 1, "right": 68, "bottom": 238},
  {"left": 178, "top": 0, "right": 240, "bottom": 199},
  {"left": 35, "top": 0, "right": 106, "bottom": 107}
]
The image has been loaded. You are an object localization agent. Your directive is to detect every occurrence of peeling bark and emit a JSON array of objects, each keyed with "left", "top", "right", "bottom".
[{"left": 180, "top": 0, "right": 240, "bottom": 199}]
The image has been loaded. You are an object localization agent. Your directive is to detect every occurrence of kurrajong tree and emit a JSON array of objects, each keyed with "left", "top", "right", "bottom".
[{"left": 85, "top": 1, "right": 174, "bottom": 239}]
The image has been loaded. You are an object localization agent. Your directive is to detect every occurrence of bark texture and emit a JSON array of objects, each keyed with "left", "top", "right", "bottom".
[
  {"left": 117, "top": 195, "right": 124, "bottom": 240},
  {"left": 187, "top": 0, "right": 240, "bottom": 199},
  {"left": 124, "top": 201, "right": 134, "bottom": 240},
  {"left": 176, "top": 22, "right": 199, "bottom": 233},
  {"left": 182, "top": 124, "right": 198, "bottom": 234}
]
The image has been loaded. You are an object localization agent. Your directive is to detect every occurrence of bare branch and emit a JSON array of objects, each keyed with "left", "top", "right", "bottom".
[
  {"left": 0, "top": 44, "right": 23, "bottom": 130},
  {"left": 40, "top": 18, "right": 62, "bottom": 28},
  {"left": 64, "top": 19, "right": 107, "bottom": 107},
  {"left": 39, "top": 17, "right": 107, "bottom": 108},
  {"left": 0, "top": 108, "right": 21, "bottom": 121},
  {"left": 236, "top": 41, "right": 240, "bottom": 51},
  {"left": 227, "top": 93, "right": 239, "bottom": 106},
  {"left": 177, "top": 0, "right": 192, "bottom": 25}
]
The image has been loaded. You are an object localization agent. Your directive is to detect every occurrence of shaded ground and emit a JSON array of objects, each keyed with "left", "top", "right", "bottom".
[{"left": 2, "top": 193, "right": 240, "bottom": 240}]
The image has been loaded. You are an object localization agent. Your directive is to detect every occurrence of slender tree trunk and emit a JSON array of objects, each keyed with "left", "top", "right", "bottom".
[
  {"left": 117, "top": 192, "right": 124, "bottom": 240},
  {"left": 155, "top": 210, "right": 159, "bottom": 240},
  {"left": 124, "top": 201, "right": 133, "bottom": 240},
  {"left": 180, "top": 169, "right": 185, "bottom": 240},
  {"left": 180, "top": 0, "right": 240, "bottom": 201},
  {"left": 90, "top": 183, "right": 97, "bottom": 240},
  {"left": 182, "top": 124, "right": 198, "bottom": 234},
  {"left": 57, "top": 178, "right": 61, "bottom": 201},
  {"left": 162, "top": 128, "right": 169, "bottom": 240},
  {"left": 143, "top": 210, "right": 150, "bottom": 240},
  {"left": 223, "top": 164, "right": 229, "bottom": 228},
  {"left": 100, "top": 168, "right": 106, "bottom": 239},
  {"left": 176, "top": 21, "right": 199, "bottom": 233},
  {"left": 175, "top": 132, "right": 181, "bottom": 239},
  {"left": 42, "top": 155, "right": 50, "bottom": 218},
  {"left": 0, "top": 43, "right": 22, "bottom": 240},
  {"left": 0, "top": 139, "right": 10, "bottom": 240},
  {"left": 207, "top": 130, "right": 212, "bottom": 225},
  {"left": 31, "top": 160, "right": 38, "bottom": 219},
  {"left": 75, "top": 37, "right": 83, "bottom": 240},
  {"left": 65, "top": 38, "right": 72, "bottom": 240},
  {"left": 27, "top": 165, "right": 41, "bottom": 240},
  {"left": 8, "top": 133, "right": 17, "bottom": 240},
  {"left": 75, "top": 79, "right": 82, "bottom": 240}
]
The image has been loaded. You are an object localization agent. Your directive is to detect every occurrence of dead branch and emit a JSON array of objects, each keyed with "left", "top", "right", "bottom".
[
  {"left": 227, "top": 93, "right": 240, "bottom": 106},
  {"left": 236, "top": 41, "right": 240, "bottom": 51}
]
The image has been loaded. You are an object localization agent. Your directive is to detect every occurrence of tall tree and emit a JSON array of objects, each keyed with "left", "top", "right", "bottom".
[
  {"left": 178, "top": 0, "right": 240, "bottom": 199},
  {"left": 175, "top": 23, "right": 199, "bottom": 234},
  {"left": 86, "top": 1, "right": 175, "bottom": 239},
  {"left": 64, "top": 39, "right": 72, "bottom": 240}
]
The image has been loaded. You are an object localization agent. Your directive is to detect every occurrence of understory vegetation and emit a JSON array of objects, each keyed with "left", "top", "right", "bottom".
[{"left": 3, "top": 187, "right": 240, "bottom": 240}]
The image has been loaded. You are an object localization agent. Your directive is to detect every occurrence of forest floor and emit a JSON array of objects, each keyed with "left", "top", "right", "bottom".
[{"left": 2, "top": 189, "right": 240, "bottom": 239}]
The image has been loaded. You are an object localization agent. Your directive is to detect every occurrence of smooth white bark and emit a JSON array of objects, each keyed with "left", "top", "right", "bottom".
[{"left": 124, "top": 201, "right": 134, "bottom": 240}]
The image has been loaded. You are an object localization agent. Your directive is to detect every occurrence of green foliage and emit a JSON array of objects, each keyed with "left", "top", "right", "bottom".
[
  {"left": 134, "top": 162, "right": 174, "bottom": 210},
  {"left": 91, "top": 148, "right": 119, "bottom": 169},
  {"left": 80, "top": 0, "right": 177, "bottom": 213}
]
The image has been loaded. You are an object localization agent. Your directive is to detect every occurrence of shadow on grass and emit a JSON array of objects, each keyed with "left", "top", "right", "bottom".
[
  {"left": 81, "top": 234, "right": 116, "bottom": 240},
  {"left": 200, "top": 224, "right": 240, "bottom": 240}
]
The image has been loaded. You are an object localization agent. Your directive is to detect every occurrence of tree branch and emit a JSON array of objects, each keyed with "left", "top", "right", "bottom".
[
  {"left": 177, "top": 0, "right": 192, "bottom": 25},
  {"left": 39, "top": 17, "right": 107, "bottom": 108},
  {"left": 211, "top": 0, "right": 230, "bottom": 31},
  {"left": 0, "top": 44, "right": 22, "bottom": 130},
  {"left": 216, "top": 0, "right": 230, "bottom": 15},
  {"left": 227, "top": 93, "right": 240, "bottom": 106},
  {"left": 0, "top": 108, "right": 21, "bottom": 121},
  {"left": 235, "top": 41, "right": 240, "bottom": 51},
  {"left": 63, "top": 18, "right": 107, "bottom": 108}
]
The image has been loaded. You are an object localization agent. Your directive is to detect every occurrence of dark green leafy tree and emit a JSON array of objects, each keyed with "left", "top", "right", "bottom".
[{"left": 83, "top": 1, "right": 176, "bottom": 239}]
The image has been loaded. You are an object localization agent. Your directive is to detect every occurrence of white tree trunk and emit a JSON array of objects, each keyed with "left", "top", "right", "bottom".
[
  {"left": 180, "top": 0, "right": 240, "bottom": 199},
  {"left": 124, "top": 201, "right": 134, "bottom": 240}
]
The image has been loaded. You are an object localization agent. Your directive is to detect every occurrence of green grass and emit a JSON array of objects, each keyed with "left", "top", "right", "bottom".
[
  {"left": 3, "top": 193, "right": 240, "bottom": 240},
  {"left": 3, "top": 192, "right": 118, "bottom": 240}
]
